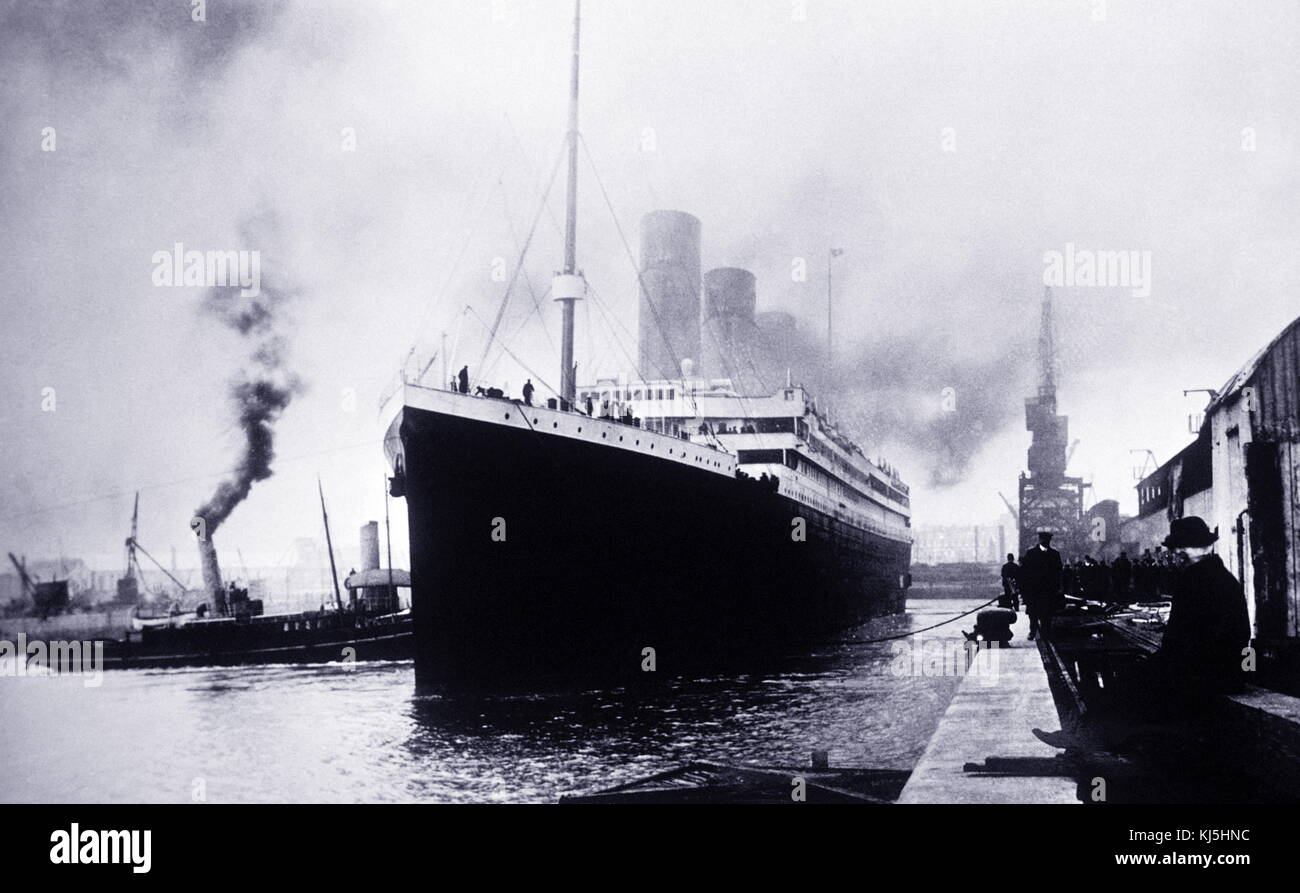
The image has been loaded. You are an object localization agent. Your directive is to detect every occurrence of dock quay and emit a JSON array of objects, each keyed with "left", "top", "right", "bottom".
[
  {"left": 898, "top": 602, "right": 1300, "bottom": 804},
  {"left": 898, "top": 609, "right": 1077, "bottom": 804},
  {"left": 1041, "top": 607, "right": 1300, "bottom": 803}
]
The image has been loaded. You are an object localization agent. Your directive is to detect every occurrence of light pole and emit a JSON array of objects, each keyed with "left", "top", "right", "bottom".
[{"left": 827, "top": 247, "right": 844, "bottom": 366}]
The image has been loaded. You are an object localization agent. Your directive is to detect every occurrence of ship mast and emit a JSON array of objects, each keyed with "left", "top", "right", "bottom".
[
  {"left": 318, "top": 477, "right": 344, "bottom": 613},
  {"left": 554, "top": 0, "right": 585, "bottom": 408}
]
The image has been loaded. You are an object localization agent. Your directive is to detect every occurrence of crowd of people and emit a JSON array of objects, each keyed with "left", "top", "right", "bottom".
[{"left": 1003, "top": 547, "right": 1187, "bottom": 607}]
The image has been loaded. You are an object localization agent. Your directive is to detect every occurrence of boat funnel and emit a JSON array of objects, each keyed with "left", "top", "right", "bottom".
[{"left": 194, "top": 532, "right": 226, "bottom": 615}]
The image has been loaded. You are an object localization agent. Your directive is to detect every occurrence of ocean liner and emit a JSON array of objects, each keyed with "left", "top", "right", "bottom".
[{"left": 383, "top": 3, "right": 911, "bottom": 684}]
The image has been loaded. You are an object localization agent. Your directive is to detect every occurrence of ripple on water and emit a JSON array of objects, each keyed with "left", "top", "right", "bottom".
[{"left": 0, "top": 599, "right": 980, "bottom": 802}]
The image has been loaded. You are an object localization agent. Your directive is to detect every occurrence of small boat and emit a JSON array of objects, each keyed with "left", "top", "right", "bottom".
[
  {"left": 101, "top": 603, "right": 412, "bottom": 670},
  {"left": 97, "top": 481, "right": 415, "bottom": 670}
]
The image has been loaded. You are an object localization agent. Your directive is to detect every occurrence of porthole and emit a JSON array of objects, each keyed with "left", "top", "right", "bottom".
[{"left": 505, "top": 413, "right": 510, "bottom": 420}]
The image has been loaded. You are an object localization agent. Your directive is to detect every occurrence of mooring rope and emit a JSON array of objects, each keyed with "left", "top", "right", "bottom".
[{"left": 835, "top": 595, "right": 1003, "bottom": 645}]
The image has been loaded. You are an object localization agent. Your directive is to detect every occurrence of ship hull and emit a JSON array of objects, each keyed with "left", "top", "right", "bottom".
[
  {"left": 399, "top": 403, "right": 910, "bottom": 686},
  {"left": 100, "top": 611, "right": 413, "bottom": 670}
]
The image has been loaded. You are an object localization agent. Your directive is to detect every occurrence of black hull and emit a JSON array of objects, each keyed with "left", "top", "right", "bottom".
[
  {"left": 100, "top": 612, "right": 413, "bottom": 670},
  {"left": 401, "top": 405, "right": 910, "bottom": 686}
]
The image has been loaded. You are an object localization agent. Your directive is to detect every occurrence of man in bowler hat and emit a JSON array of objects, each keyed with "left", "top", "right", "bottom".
[{"left": 1154, "top": 516, "right": 1250, "bottom": 692}]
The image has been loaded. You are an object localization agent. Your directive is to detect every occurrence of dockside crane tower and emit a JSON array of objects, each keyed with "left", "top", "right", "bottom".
[{"left": 1017, "top": 288, "right": 1087, "bottom": 556}]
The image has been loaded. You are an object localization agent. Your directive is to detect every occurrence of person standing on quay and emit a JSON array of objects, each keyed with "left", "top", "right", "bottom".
[
  {"left": 1020, "top": 531, "right": 1064, "bottom": 640},
  {"left": 1000, "top": 553, "right": 1021, "bottom": 610}
]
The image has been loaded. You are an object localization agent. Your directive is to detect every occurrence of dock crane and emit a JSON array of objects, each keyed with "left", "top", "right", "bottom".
[
  {"left": 7, "top": 552, "right": 35, "bottom": 607},
  {"left": 7, "top": 552, "right": 69, "bottom": 619},
  {"left": 997, "top": 491, "right": 1018, "bottom": 527}
]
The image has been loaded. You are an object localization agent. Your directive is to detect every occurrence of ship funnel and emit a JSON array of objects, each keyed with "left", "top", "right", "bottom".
[
  {"left": 194, "top": 532, "right": 226, "bottom": 615},
  {"left": 638, "top": 211, "right": 701, "bottom": 381},
  {"left": 703, "top": 267, "right": 757, "bottom": 322},
  {"left": 702, "top": 267, "right": 760, "bottom": 391},
  {"left": 360, "top": 521, "right": 381, "bottom": 571}
]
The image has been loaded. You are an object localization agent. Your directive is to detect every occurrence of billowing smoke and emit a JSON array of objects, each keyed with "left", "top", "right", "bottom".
[
  {"left": 742, "top": 317, "right": 1031, "bottom": 488},
  {"left": 830, "top": 333, "right": 1031, "bottom": 487},
  {"left": 193, "top": 268, "right": 303, "bottom": 535}
]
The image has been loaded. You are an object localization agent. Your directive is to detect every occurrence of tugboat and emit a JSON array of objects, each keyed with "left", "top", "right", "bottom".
[
  {"left": 101, "top": 485, "right": 414, "bottom": 670},
  {"left": 102, "top": 586, "right": 413, "bottom": 670}
]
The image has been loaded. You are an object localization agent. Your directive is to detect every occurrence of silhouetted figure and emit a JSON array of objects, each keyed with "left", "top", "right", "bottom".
[
  {"left": 1136, "top": 549, "right": 1157, "bottom": 600},
  {"left": 522, "top": 379, "right": 534, "bottom": 406},
  {"left": 457, "top": 365, "right": 469, "bottom": 394},
  {"left": 1081, "top": 555, "right": 1107, "bottom": 601},
  {"left": 1020, "top": 531, "right": 1064, "bottom": 640},
  {"left": 1112, "top": 551, "right": 1132, "bottom": 600},
  {"left": 1062, "top": 562, "right": 1077, "bottom": 598},
  {"left": 1000, "top": 553, "right": 1020, "bottom": 610},
  {"left": 585, "top": 395, "right": 594, "bottom": 416}
]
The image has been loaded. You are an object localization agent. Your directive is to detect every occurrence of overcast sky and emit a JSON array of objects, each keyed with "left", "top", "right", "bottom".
[{"left": 2, "top": 0, "right": 1297, "bottom": 573}]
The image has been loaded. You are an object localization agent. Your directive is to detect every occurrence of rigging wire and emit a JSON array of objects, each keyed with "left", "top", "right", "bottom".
[
  {"left": 466, "top": 306, "right": 561, "bottom": 400},
  {"left": 471, "top": 137, "right": 567, "bottom": 391},
  {"left": 497, "top": 178, "right": 558, "bottom": 357},
  {"left": 578, "top": 136, "right": 691, "bottom": 387},
  {"left": 402, "top": 135, "right": 512, "bottom": 377}
]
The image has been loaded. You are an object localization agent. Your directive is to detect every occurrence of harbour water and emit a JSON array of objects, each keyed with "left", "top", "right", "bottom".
[{"left": 0, "top": 598, "right": 980, "bottom": 803}]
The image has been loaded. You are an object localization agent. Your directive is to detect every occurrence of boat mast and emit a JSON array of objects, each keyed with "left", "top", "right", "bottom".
[
  {"left": 384, "top": 474, "right": 394, "bottom": 608},
  {"left": 318, "top": 476, "right": 344, "bottom": 613},
  {"left": 554, "top": 0, "right": 585, "bottom": 408}
]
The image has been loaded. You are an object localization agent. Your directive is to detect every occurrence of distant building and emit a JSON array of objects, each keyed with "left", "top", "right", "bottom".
[
  {"left": 1081, "top": 498, "right": 1123, "bottom": 560},
  {"left": 912, "top": 523, "right": 1006, "bottom": 564}
]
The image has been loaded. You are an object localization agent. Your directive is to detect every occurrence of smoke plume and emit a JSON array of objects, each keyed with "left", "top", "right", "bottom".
[
  {"left": 741, "top": 317, "right": 1031, "bottom": 488},
  {"left": 193, "top": 270, "right": 302, "bottom": 535},
  {"left": 830, "top": 332, "right": 1031, "bottom": 487}
]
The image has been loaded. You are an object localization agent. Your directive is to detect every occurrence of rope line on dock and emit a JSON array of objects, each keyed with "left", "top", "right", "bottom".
[{"left": 836, "top": 596, "right": 1002, "bottom": 645}]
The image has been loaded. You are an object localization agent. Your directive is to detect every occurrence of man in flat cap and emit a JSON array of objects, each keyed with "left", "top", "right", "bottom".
[
  {"left": 1019, "top": 531, "right": 1064, "bottom": 640},
  {"left": 1033, "top": 516, "right": 1250, "bottom": 751}
]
